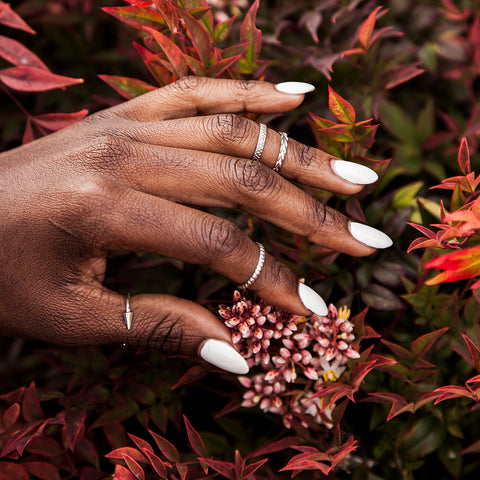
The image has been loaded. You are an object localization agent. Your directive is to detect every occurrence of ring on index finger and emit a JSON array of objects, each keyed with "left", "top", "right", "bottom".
[{"left": 252, "top": 123, "right": 267, "bottom": 161}]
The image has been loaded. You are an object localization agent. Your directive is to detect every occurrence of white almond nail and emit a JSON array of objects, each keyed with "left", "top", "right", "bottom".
[
  {"left": 349, "top": 222, "right": 393, "bottom": 249},
  {"left": 331, "top": 159, "right": 378, "bottom": 185},
  {"left": 275, "top": 81, "right": 315, "bottom": 95},
  {"left": 199, "top": 339, "right": 249, "bottom": 374},
  {"left": 298, "top": 283, "right": 328, "bottom": 316}
]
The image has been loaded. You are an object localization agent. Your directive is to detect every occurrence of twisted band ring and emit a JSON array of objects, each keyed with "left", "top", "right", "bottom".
[
  {"left": 273, "top": 132, "right": 288, "bottom": 172},
  {"left": 238, "top": 242, "right": 266, "bottom": 290}
]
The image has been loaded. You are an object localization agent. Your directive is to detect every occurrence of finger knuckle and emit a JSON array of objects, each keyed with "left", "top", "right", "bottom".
[
  {"left": 293, "top": 142, "right": 316, "bottom": 168},
  {"left": 169, "top": 75, "right": 203, "bottom": 93},
  {"left": 237, "top": 79, "right": 257, "bottom": 92},
  {"left": 211, "top": 114, "right": 252, "bottom": 145},
  {"left": 86, "top": 134, "right": 132, "bottom": 171},
  {"left": 233, "top": 159, "right": 279, "bottom": 197},
  {"left": 309, "top": 203, "right": 338, "bottom": 231},
  {"left": 200, "top": 217, "right": 241, "bottom": 261},
  {"left": 145, "top": 314, "right": 184, "bottom": 352}
]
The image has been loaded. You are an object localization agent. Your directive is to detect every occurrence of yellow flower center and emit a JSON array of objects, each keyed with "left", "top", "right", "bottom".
[
  {"left": 294, "top": 315, "right": 307, "bottom": 324},
  {"left": 323, "top": 369, "right": 339, "bottom": 382},
  {"left": 338, "top": 306, "right": 351, "bottom": 320}
]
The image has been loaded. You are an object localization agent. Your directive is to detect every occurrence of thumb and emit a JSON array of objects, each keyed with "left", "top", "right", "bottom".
[{"left": 80, "top": 288, "right": 249, "bottom": 375}]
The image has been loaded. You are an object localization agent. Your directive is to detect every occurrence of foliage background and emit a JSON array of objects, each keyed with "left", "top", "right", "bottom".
[{"left": 1, "top": 0, "right": 480, "bottom": 479}]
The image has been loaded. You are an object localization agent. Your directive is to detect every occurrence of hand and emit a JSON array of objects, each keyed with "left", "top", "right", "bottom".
[{"left": 0, "top": 77, "right": 391, "bottom": 374}]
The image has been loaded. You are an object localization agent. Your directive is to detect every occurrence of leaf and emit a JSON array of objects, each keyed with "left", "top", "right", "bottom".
[
  {"left": 106, "top": 447, "right": 147, "bottom": 463},
  {"left": 400, "top": 416, "right": 446, "bottom": 461},
  {"left": 280, "top": 459, "right": 330, "bottom": 475},
  {"left": 179, "top": 10, "right": 211, "bottom": 65},
  {"left": 0, "top": 462, "right": 29, "bottom": 480},
  {"left": 411, "top": 327, "right": 449, "bottom": 356},
  {"left": 102, "top": 6, "right": 167, "bottom": 30},
  {"left": 358, "top": 7, "right": 382, "bottom": 50},
  {"left": 243, "top": 458, "right": 268, "bottom": 477},
  {"left": 22, "top": 382, "right": 43, "bottom": 422},
  {"left": 214, "top": 16, "right": 236, "bottom": 42},
  {"left": 133, "top": 42, "right": 172, "bottom": 86},
  {"left": 114, "top": 464, "right": 137, "bottom": 480},
  {"left": 148, "top": 429, "right": 179, "bottom": 462},
  {"left": 462, "top": 334, "right": 480, "bottom": 371},
  {"left": 385, "top": 64, "right": 425, "bottom": 90},
  {"left": 0, "top": 3, "right": 35, "bottom": 33},
  {"left": 183, "top": 415, "right": 207, "bottom": 457},
  {"left": 22, "top": 462, "right": 61, "bottom": 480},
  {"left": 199, "top": 458, "right": 236, "bottom": 479},
  {"left": 328, "top": 86, "right": 355, "bottom": 124},
  {"left": 98, "top": 74, "right": 156, "bottom": 99},
  {"left": 361, "top": 284, "right": 404, "bottom": 310},
  {"left": 144, "top": 450, "right": 168, "bottom": 478},
  {"left": 2, "top": 403, "right": 20, "bottom": 428},
  {"left": 462, "top": 439, "right": 480, "bottom": 455},
  {"left": 239, "top": 0, "right": 261, "bottom": 69},
  {"left": 123, "top": 454, "right": 145, "bottom": 480},
  {"left": 64, "top": 409, "right": 86, "bottom": 451},
  {"left": 0, "top": 66, "right": 83, "bottom": 92},
  {"left": 32, "top": 110, "right": 88, "bottom": 131},
  {"left": 392, "top": 181, "right": 423, "bottom": 209},
  {"left": 143, "top": 27, "right": 188, "bottom": 79},
  {"left": 207, "top": 54, "right": 242, "bottom": 77},
  {"left": 458, "top": 137, "right": 471, "bottom": 175},
  {"left": 171, "top": 365, "right": 207, "bottom": 390},
  {"left": 0, "top": 35, "right": 48, "bottom": 70},
  {"left": 0, "top": 420, "right": 44, "bottom": 457},
  {"left": 248, "top": 436, "right": 298, "bottom": 458}
]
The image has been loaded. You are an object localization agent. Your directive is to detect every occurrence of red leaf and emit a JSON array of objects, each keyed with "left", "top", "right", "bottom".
[
  {"left": 98, "top": 74, "right": 156, "bottom": 100},
  {"left": 462, "top": 334, "right": 480, "bottom": 370},
  {"left": 32, "top": 110, "right": 88, "bottom": 131},
  {"left": 22, "top": 382, "right": 43, "bottom": 422},
  {"left": 0, "top": 35, "right": 47, "bottom": 70},
  {"left": 411, "top": 327, "right": 449, "bottom": 356},
  {"left": 102, "top": 6, "right": 166, "bottom": 30},
  {"left": 248, "top": 436, "right": 298, "bottom": 458},
  {"left": 2, "top": 403, "right": 20, "bottom": 428},
  {"left": 207, "top": 55, "right": 242, "bottom": 77},
  {"left": 148, "top": 429, "right": 179, "bottom": 462},
  {"left": 22, "top": 462, "right": 61, "bottom": 480},
  {"left": 24, "top": 436, "right": 63, "bottom": 457},
  {"left": 240, "top": 0, "right": 262, "bottom": 68},
  {"left": 144, "top": 450, "right": 168, "bottom": 477},
  {"left": 143, "top": 27, "right": 187, "bottom": 79},
  {"left": 328, "top": 86, "right": 355, "bottom": 124},
  {"left": 243, "top": 457, "right": 268, "bottom": 477},
  {"left": 106, "top": 447, "right": 147, "bottom": 463},
  {"left": 171, "top": 365, "right": 207, "bottom": 390},
  {"left": 358, "top": 6, "right": 382, "bottom": 50},
  {"left": 0, "top": 462, "right": 29, "bottom": 480},
  {"left": 64, "top": 409, "right": 86, "bottom": 451},
  {"left": 183, "top": 415, "right": 207, "bottom": 457},
  {"left": 458, "top": 137, "right": 471, "bottom": 175},
  {"left": 0, "top": 66, "right": 83, "bottom": 92},
  {"left": 385, "top": 64, "right": 425, "bottom": 90},
  {"left": 329, "top": 437, "right": 358, "bottom": 468},
  {"left": 0, "top": 3, "right": 35, "bottom": 33},
  {"left": 214, "top": 15, "right": 236, "bottom": 42},
  {"left": 280, "top": 459, "right": 330, "bottom": 475},
  {"left": 133, "top": 42, "right": 172, "bottom": 86},
  {"left": 0, "top": 420, "right": 44, "bottom": 457},
  {"left": 122, "top": 454, "right": 145, "bottom": 480},
  {"left": 22, "top": 118, "right": 34, "bottom": 144},
  {"left": 176, "top": 461, "right": 188, "bottom": 480},
  {"left": 114, "top": 464, "right": 136, "bottom": 480},
  {"left": 199, "top": 458, "right": 235, "bottom": 480},
  {"left": 128, "top": 434, "right": 154, "bottom": 455},
  {"left": 179, "top": 10, "right": 211, "bottom": 65},
  {"left": 462, "top": 439, "right": 480, "bottom": 455}
]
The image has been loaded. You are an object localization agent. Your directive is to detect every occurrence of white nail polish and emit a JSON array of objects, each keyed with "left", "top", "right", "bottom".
[
  {"left": 298, "top": 283, "right": 328, "bottom": 316},
  {"left": 275, "top": 81, "right": 315, "bottom": 95},
  {"left": 331, "top": 159, "right": 378, "bottom": 185},
  {"left": 199, "top": 339, "right": 249, "bottom": 374},
  {"left": 349, "top": 222, "right": 393, "bottom": 249}
]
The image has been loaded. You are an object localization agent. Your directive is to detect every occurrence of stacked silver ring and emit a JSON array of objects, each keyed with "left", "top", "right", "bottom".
[
  {"left": 124, "top": 293, "right": 133, "bottom": 331},
  {"left": 273, "top": 132, "right": 288, "bottom": 172},
  {"left": 252, "top": 123, "right": 267, "bottom": 161},
  {"left": 238, "top": 242, "right": 266, "bottom": 289}
]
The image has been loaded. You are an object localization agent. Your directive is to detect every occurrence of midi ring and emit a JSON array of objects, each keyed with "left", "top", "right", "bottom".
[
  {"left": 252, "top": 123, "right": 267, "bottom": 161},
  {"left": 273, "top": 132, "right": 288, "bottom": 172},
  {"left": 238, "top": 242, "right": 266, "bottom": 290},
  {"left": 124, "top": 293, "right": 133, "bottom": 331}
]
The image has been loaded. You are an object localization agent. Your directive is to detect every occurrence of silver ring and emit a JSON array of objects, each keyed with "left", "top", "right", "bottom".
[
  {"left": 238, "top": 242, "right": 266, "bottom": 289},
  {"left": 252, "top": 123, "right": 267, "bottom": 161},
  {"left": 124, "top": 293, "right": 133, "bottom": 331},
  {"left": 273, "top": 132, "right": 288, "bottom": 172}
]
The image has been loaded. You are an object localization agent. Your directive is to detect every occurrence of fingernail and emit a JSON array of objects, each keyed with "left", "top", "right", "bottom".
[
  {"left": 275, "top": 81, "right": 315, "bottom": 95},
  {"left": 349, "top": 222, "right": 393, "bottom": 249},
  {"left": 331, "top": 159, "right": 378, "bottom": 185},
  {"left": 298, "top": 283, "right": 328, "bottom": 316},
  {"left": 199, "top": 339, "right": 249, "bottom": 374}
]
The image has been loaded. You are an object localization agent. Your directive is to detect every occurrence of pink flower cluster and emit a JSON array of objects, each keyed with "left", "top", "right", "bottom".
[{"left": 219, "top": 291, "right": 360, "bottom": 429}]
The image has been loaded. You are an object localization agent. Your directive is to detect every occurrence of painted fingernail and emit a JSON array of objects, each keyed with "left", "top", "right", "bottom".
[
  {"left": 349, "top": 222, "right": 393, "bottom": 249},
  {"left": 331, "top": 159, "right": 378, "bottom": 185},
  {"left": 298, "top": 282, "right": 328, "bottom": 316},
  {"left": 275, "top": 81, "right": 315, "bottom": 95},
  {"left": 199, "top": 339, "right": 249, "bottom": 374}
]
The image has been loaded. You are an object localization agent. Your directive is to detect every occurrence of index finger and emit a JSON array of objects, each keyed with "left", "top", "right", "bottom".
[{"left": 111, "top": 77, "right": 314, "bottom": 122}]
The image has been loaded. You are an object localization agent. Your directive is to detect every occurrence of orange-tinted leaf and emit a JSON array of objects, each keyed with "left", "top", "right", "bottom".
[
  {"left": 328, "top": 86, "right": 355, "bottom": 124},
  {"left": 328, "top": 437, "right": 357, "bottom": 467},
  {"left": 240, "top": 0, "right": 261, "bottom": 68},
  {"left": 99, "top": 74, "right": 156, "bottom": 99},
  {"left": 280, "top": 459, "right": 330, "bottom": 475},
  {"left": 0, "top": 35, "right": 47, "bottom": 70},
  {"left": 183, "top": 415, "right": 207, "bottom": 457},
  {"left": 458, "top": 137, "right": 471, "bottom": 175},
  {"left": 353, "top": 123, "right": 378, "bottom": 148},
  {"left": 148, "top": 429, "right": 179, "bottom": 462},
  {"left": 412, "top": 327, "right": 449, "bottom": 356},
  {"left": 358, "top": 6, "right": 382, "bottom": 50},
  {"left": 143, "top": 27, "right": 187, "bottom": 79},
  {"left": 0, "top": 3, "right": 35, "bottom": 33},
  {"left": 32, "top": 110, "right": 88, "bottom": 131},
  {"left": 0, "top": 66, "right": 83, "bottom": 92},
  {"left": 103, "top": 6, "right": 166, "bottom": 30}
]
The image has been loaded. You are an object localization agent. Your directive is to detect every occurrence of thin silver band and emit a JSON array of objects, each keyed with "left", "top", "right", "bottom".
[
  {"left": 124, "top": 293, "right": 133, "bottom": 331},
  {"left": 273, "top": 132, "right": 288, "bottom": 172},
  {"left": 252, "top": 123, "right": 267, "bottom": 161},
  {"left": 238, "top": 242, "right": 266, "bottom": 289}
]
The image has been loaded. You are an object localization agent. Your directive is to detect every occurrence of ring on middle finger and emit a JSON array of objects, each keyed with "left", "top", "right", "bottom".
[{"left": 273, "top": 132, "right": 289, "bottom": 172}]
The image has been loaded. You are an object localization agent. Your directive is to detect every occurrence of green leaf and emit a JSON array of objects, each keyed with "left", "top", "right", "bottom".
[
  {"left": 392, "top": 181, "right": 423, "bottom": 210},
  {"left": 179, "top": 10, "right": 211, "bottom": 66},
  {"left": 98, "top": 75, "right": 156, "bottom": 99},
  {"left": 400, "top": 416, "right": 446, "bottom": 461},
  {"left": 240, "top": 0, "right": 261, "bottom": 69},
  {"left": 411, "top": 327, "right": 449, "bottom": 356},
  {"left": 328, "top": 86, "right": 355, "bottom": 124},
  {"left": 361, "top": 284, "right": 403, "bottom": 311},
  {"left": 102, "top": 6, "right": 167, "bottom": 30},
  {"left": 214, "top": 15, "right": 236, "bottom": 42},
  {"left": 379, "top": 100, "right": 418, "bottom": 143}
]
